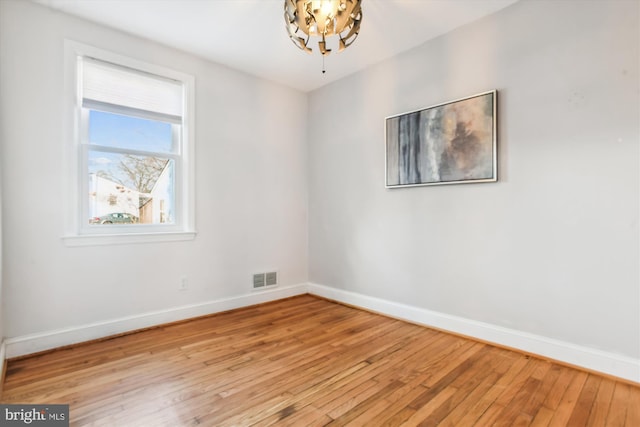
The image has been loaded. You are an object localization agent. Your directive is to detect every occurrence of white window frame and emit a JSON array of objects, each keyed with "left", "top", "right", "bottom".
[{"left": 63, "top": 41, "right": 196, "bottom": 246}]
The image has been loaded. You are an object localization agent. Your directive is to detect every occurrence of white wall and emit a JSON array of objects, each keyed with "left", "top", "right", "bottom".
[
  {"left": 0, "top": 1, "right": 308, "bottom": 346},
  {"left": 0, "top": 108, "right": 3, "bottom": 368},
  {"left": 308, "top": 0, "right": 639, "bottom": 364}
]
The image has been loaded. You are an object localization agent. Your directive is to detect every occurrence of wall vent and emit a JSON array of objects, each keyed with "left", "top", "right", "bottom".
[
  {"left": 253, "top": 273, "right": 265, "bottom": 288},
  {"left": 265, "top": 271, "right": 278, "bottom": 286},
  {"left": 253, "top": 271, "right": 278, "bottom": 290}
]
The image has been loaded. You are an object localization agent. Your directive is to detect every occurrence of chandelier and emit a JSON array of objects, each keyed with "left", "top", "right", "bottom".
[{"left": 284, "top": 0, "right": 363, "bottom": 57}]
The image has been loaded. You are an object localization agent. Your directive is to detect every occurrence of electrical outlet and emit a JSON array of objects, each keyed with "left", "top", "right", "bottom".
[{"left": 179, "top": 276, "right": 188, "bottom": 291}]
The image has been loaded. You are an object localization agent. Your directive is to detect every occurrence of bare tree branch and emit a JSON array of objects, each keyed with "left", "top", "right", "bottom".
[{"left": 100, "top": 155, "right": 168, "bottom": 193}]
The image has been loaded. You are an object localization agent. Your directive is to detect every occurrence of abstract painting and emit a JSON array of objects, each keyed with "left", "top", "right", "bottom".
[{"left": 385, "top": 91, "right": 497, "bottom": 188}]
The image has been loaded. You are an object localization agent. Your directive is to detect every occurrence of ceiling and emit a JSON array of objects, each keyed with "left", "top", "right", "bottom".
[{"left": 35, "top": 0, "right": 519, "bottom": 92}]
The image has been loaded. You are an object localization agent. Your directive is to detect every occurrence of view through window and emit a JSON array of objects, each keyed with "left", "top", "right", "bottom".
[
  {"left": 79, "top": 57, "right": 184, "bottom": 228},
  {"left": 87, "top": 111, "right": 175, "bottom": 225}
]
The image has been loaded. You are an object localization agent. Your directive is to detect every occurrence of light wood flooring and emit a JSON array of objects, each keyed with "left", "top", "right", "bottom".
[{"left": 2, "top": 295, "right": 639, "bottom": 426}]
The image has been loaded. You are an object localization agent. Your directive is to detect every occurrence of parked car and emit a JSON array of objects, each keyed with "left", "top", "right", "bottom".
[{"left": 89, "top": 213, "right": 138, "bottom": 224}]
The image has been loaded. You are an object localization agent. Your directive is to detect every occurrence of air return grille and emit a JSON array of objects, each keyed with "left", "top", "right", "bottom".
[
  {"left": 265, "top": 272, "right": 277, "bottom": 286},
  {"left": 253, "top": 273, "right": 265, "bottom": 288},
  {"left": 253, "top": 271, "right": 278, "bottom": 289}
]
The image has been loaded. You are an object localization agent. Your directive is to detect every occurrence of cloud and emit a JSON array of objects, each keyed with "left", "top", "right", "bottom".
[{"left": 90, "top": 157, "right": 112, "bottom": 165}]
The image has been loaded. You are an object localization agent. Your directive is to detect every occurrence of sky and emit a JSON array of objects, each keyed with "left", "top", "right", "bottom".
[{"left": 88, "top": 110, "right": 173, "bottom": 191}]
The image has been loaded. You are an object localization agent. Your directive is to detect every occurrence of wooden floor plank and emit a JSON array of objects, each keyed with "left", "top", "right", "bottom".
[
  {"left": 625, "top": 384, "right": 640, "bottom": 426},
  {"left": 606, "top": 382, "right": 630, "bottom": 426},
  {"left": 1, "top": 295, "right": 638, "bottom": 426},
  {"left": 455, "top": 354, "right": 529, "bottom": 426},
  {"left": 473, "top": 358, "right": 543, "bottom": 427},
  {"left": 586, "top": 378, "right": 616, "bottom": 427},
  {"left": 435, "top": 352, "right": 514, "bottom": 426},
  {"left": 548, "top": 370, "right": 589, "bottom": 427},
  {"left": 567, "top": 374, "right": 601, "bottom": 426}
]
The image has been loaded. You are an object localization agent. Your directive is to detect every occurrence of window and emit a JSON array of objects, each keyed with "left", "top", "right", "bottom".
[{"left": 64, "top": 42, "right": 195, "bottom": 245}]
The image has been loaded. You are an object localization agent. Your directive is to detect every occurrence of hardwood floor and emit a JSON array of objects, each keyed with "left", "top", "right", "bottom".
[{"left": 2, "top": 295, "right": 638, "bottom": 426}]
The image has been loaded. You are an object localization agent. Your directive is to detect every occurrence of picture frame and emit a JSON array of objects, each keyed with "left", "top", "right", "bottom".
[{"left": 385, "top": 90, "right": 497, "bottom": 188}]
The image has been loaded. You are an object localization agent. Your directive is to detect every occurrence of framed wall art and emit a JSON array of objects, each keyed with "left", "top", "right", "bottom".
[{"left": 385, "top": 90, "right": 497, "bottom": 188}]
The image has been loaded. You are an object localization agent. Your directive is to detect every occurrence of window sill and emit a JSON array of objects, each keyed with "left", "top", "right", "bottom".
[{"left": 62, "top": 231, "right": 197, "bottom": 247}]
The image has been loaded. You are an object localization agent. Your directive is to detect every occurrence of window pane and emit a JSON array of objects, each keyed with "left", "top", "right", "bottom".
[
  {"left": 88, "top": 151, "right": 175, "bottom": 225},
  {"left": 88, "top": 110, "right": 174, "bottom": 153}
]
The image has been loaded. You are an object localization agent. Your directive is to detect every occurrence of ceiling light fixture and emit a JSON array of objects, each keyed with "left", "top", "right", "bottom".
[{"left": 284, "top": 0, "right": 362, "bottom": 71}]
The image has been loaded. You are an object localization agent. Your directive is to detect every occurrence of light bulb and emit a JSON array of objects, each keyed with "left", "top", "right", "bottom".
[{"left": 320, "top": 1, "right": 334, "bottom": 16}]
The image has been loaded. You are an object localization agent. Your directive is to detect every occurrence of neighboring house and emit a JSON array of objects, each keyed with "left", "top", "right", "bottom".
[
  {"left": 90, "top": 163, "right": 173, "bottom": 225},
  {"left": 88, "top": 173, "right": 141, "bottom": 220},
  {"left": 138, "top": 161, "right": 174, "bottom": 224}
]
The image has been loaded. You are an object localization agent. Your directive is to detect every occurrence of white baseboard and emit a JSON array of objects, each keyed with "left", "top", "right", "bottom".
[
  {"left": 5, "top": 282, "right": 639, "bottom": 384},
  {"left": 0, "top": 339, "right": 6, "bottom": 384},
  {"left": 4, "top": 283, "right": 308, "bottom": 359},
  {"left": 308, "top": 283, "right": 640, "bottom": 384}
]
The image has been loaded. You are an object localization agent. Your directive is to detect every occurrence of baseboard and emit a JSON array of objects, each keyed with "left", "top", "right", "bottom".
[
  {"left": 0, "top": 340, "right": 6, "bottom": 395},
  {"left": 4, "top": 283, "right": 308, "bottom": 359},
  {"left": 6, "top": 282, "right": 639, "bottom": 383},
  {"left": 308, "top": 283, "right": 640, "bottom": 384}
]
